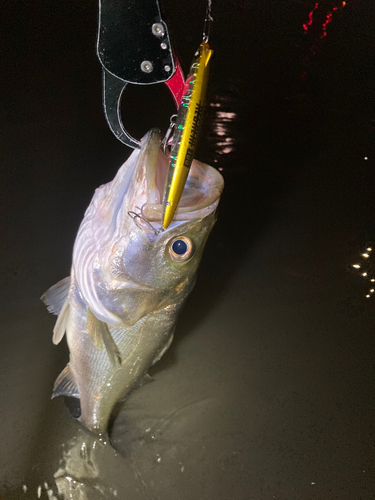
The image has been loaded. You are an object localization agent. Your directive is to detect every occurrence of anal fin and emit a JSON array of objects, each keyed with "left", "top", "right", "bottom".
[
  {"left": 52, "top": 364, "right": 80, "bottom": 399},
  {"left": 119, "top": 373, "right": 154, "bottom": 402},
  {"left": 152, "top": 332, "right": 174, "bottom": 366}
]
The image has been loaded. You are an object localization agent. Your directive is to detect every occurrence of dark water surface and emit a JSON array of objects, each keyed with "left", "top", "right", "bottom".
[{"left": 1, "top": 1, "right": 375, "bottom": 498}]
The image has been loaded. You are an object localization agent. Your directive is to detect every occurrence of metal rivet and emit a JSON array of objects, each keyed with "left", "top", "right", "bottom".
[
  {"left": 160, "top": 42, "right": 167, "bottom": 50},
  {"left": 164, "top": 65, "right": 171, "bottom": 72},
  {"left": 141, "top": 60, "right": 153, "bottom": 73},
  {"left": 152, "top": 23, "right": 165, "bottom": 37}
]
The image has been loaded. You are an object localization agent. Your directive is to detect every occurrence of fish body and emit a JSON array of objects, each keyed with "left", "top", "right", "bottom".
[{"left": 42, "top": 129, "right": 223, "bottom": 434}]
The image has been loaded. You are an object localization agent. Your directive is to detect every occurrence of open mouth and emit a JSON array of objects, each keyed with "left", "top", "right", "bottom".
[{"left": 131, "top": 129, "right": 224, "bottom": 224}]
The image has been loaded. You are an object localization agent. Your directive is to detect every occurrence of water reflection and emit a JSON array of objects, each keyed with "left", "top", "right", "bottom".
[
  {"left": 213, "top": 111, "right": 236, "bottom": 156},
  {"left": 349, "top": 245, "right": 375, "bottom": 298},
  {"left": 206, "top": 88, "right": 239, "bottom": 169},
  {"left": 53, "top": 430, "right": 119, "bottom": 500},
  {"left": 19, "top": 377, "right": 217, "bottom": 500}
]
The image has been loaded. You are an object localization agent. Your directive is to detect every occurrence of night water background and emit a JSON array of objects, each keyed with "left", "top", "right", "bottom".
[{"left": 1, "top": 0, "right": 375, "bottom": 498}]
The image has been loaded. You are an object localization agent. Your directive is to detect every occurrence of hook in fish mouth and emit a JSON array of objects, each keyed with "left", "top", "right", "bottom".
[
  {"left": 128, "top": 204, "right": 162, "bottom": 236},
  {"left": 127, "top": 129, "right": 224, "bottom": 232}
]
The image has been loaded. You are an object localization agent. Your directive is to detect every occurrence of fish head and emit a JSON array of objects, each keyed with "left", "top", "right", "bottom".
[{"left": 73, "top": 129, "right": 224, "bottom": 327}]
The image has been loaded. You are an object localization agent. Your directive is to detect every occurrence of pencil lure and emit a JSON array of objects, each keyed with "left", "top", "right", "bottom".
[{"left": 161, "top": 41, "right": 213, "bottom": 230}]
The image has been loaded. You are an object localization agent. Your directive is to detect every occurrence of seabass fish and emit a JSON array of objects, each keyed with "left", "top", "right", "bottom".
[{"left": 42, "top": 129, "right": 224, "bottom": 434}]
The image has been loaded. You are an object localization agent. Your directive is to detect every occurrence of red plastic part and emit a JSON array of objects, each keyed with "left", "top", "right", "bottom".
[{"left": 165, "top": 56, "right": 185, "bottom": 108}]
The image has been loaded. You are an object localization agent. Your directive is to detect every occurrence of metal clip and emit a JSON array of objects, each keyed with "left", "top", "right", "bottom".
[{"left": 97, "top": 0, "right": 180, "bottom": 149}]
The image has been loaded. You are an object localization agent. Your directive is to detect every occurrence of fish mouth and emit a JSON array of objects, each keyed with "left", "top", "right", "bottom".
[{"left": 132, "top": 129, "right": 224, "bottom": 225}]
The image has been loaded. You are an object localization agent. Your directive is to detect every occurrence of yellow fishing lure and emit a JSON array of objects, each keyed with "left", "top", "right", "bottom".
[{"left": 161, "top": 41, "right": 213, "bottom": 229}]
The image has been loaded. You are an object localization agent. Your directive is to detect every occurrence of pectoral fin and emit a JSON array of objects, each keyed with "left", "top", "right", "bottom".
[
  {"left": 86, "top": 308, "right": 122, "bottom": 367},
  {"left": 85, "top": 308, "right": 104, "bottom": 351},
  {"left": 101, "top": 323, "right": 122, "bottom": 367},
  {"left": 52, "top": 297, "right": 70, "bottom": 345},
  {"left": 52, "top": 364, "right": 79, "bottom": 399}
]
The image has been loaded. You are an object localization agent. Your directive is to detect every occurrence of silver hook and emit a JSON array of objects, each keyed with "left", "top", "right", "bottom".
[
  {"left": 161, "top": 114, "right": 177, "bottom": 155},
  {"left": 128, "top": 204, "right": 162, "bottom": 235}
]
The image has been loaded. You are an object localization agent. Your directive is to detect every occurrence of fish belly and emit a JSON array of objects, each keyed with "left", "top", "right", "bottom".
[{"left": 67, "top": 303, "right": 180, "bottom": 434}]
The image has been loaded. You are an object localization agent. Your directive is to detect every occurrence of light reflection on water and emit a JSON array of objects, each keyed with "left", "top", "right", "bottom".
[
  {"left": 52, "top": 430, "right": 119, "bottom": 500},
  {"left": 214, "top": 112, "right": 236, "bottom": 156},
  {"left": 207, "top": 90, "right": 239, "bottom": 169},
  {"left": 349, "top": 245, "right": 375, "bottom": 298},
  {"left": 20, "top": 428, "right": 120, "bottom": 500}
]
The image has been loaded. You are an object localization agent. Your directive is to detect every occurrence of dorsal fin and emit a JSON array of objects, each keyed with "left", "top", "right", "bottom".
[
  {"left": 85, "top": 308, "right": 122, "bottom": 367},
  {"left": 52, "top": 364, "right": 80, "bottom": 399},
  {"left": 41, "top": 276, "right": 71, "bottom": 315}
]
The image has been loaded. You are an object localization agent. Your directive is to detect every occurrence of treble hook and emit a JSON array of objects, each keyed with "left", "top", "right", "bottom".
[
  {"left": 161, "top": 114, "right": 177, "bottom": 155},
  {"left": 128, "top": 204, "right": 161, "bottom": 236}
]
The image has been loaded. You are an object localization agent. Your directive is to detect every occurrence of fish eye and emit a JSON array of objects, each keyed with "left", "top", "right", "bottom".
[{"left": 168, "top": 236, "right": 194, "bottom": 262}]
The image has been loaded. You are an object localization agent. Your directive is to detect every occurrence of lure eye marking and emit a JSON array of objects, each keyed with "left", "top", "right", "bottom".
[{"left": 168, "top": 236, "right": 194, "bottom": 262}]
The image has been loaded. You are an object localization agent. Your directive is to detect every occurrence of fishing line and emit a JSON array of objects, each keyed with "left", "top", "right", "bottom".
[{"left": 203, "top": 0, "right": 213, "bottom": 43}]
